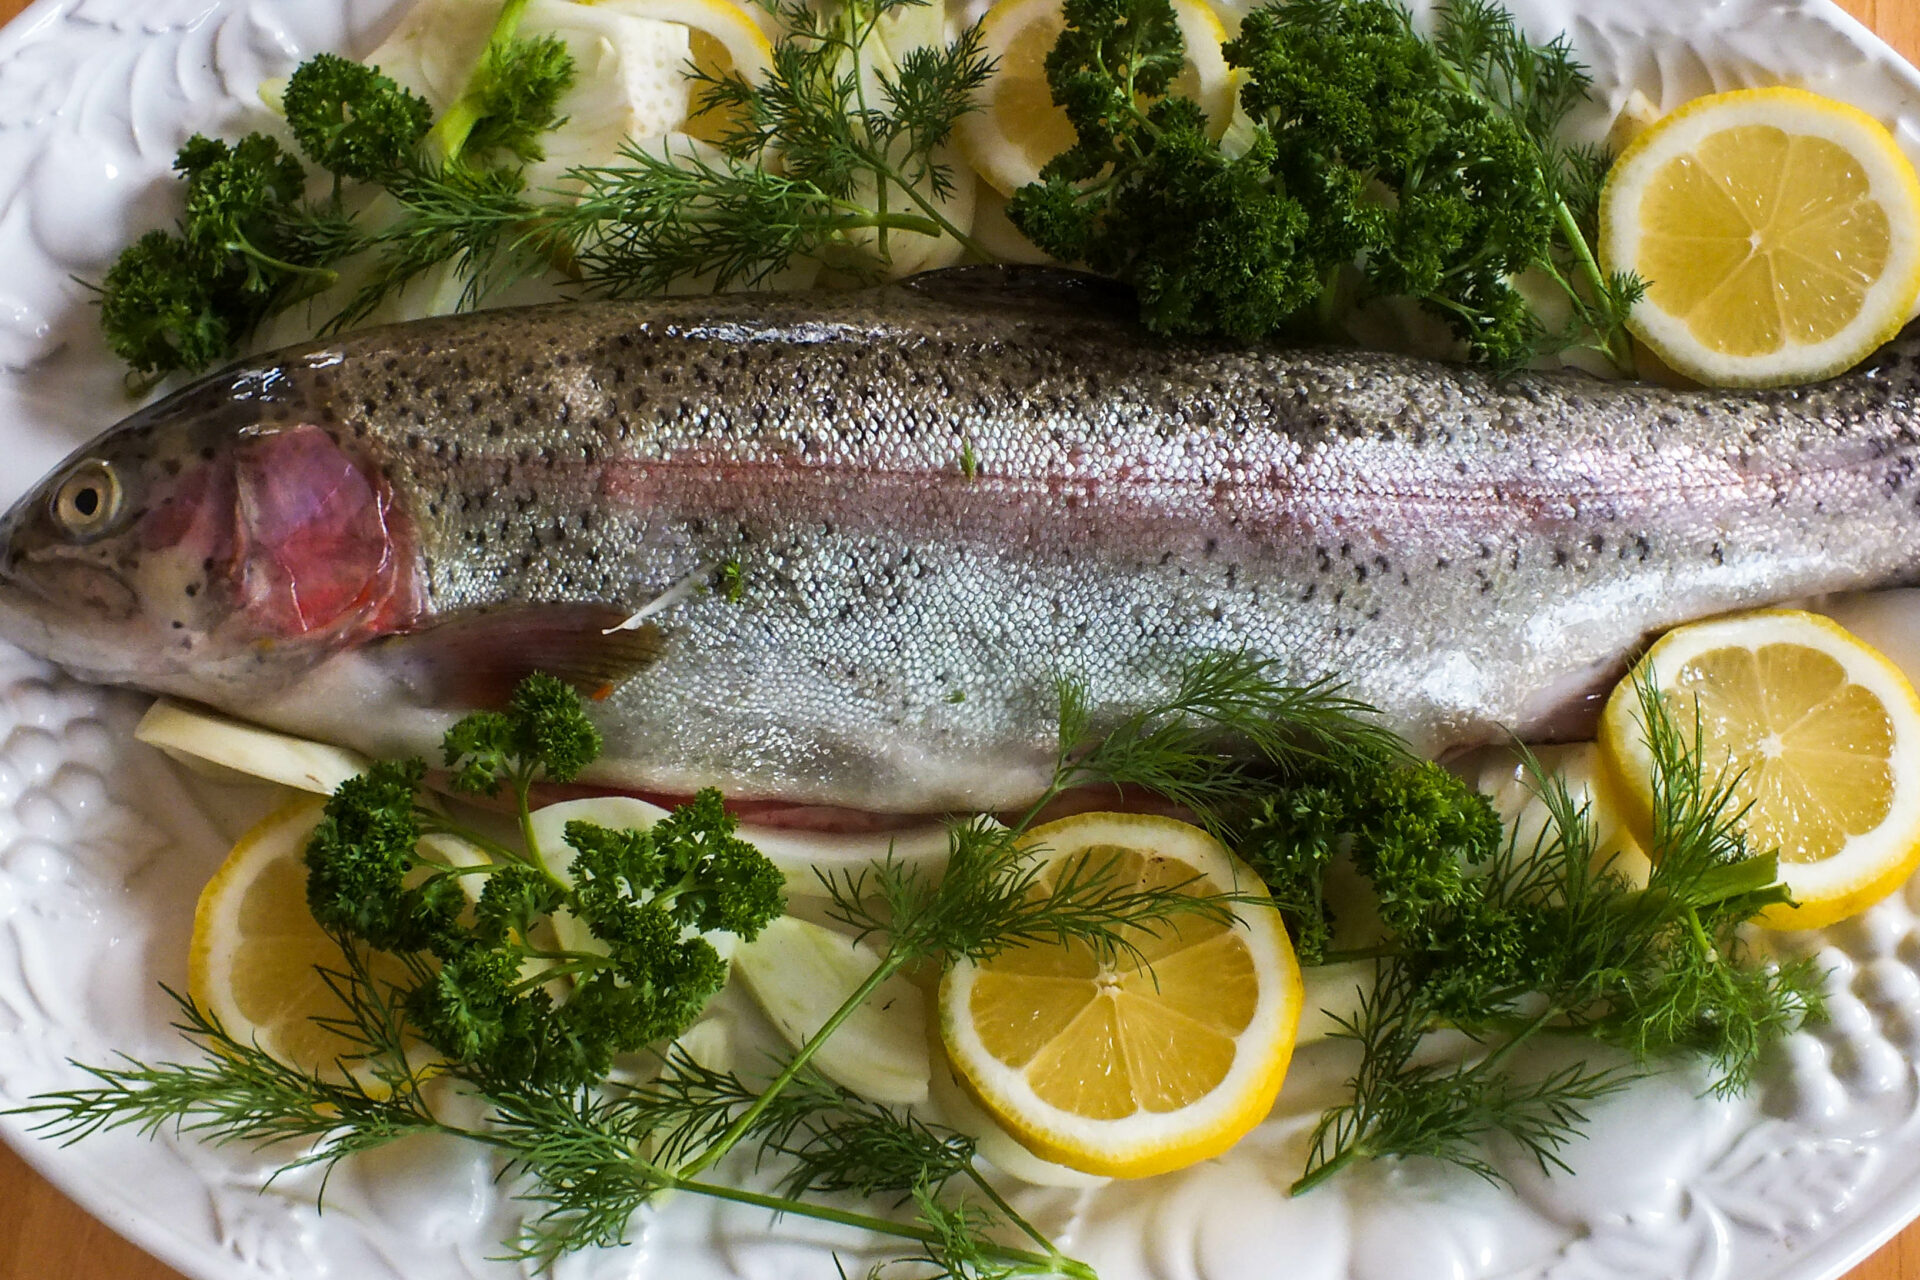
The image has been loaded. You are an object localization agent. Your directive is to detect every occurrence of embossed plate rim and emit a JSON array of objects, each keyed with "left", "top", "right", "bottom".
[{"left": 3, "top": 2, "right": 1920, "bottom": 1279}]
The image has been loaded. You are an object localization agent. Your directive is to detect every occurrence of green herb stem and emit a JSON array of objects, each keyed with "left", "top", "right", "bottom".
[
  {"left": 867, "top": 157, "right": 994, "bottom": 260},
  {"left": 514, "top": 767, "right": 543, "bottom": 869},
  {"left": 1548, "top": 196, "right": 1634, "bottom": 373},
  {"left": 1288, "top": 1139, "right": 1363, "bottom": 1196},
  {"left": 676, "top": 951, "right": 907, "bottom": 1178},
  {"left": 418, "top": 812, "right": 534, "bottom": 871},
  {"left": 429, "top": 0, "right": 536, "bottom": 163},
  {"left": 678, "top": 1175, "right": 1087, "bottom": 1276},
  {"left": 962, "top": 1163, "right": 1065, "bottom": 1261}
]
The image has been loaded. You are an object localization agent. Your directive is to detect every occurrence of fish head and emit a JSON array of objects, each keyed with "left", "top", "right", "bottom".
[{"left": 0, "top": 374, "right": 421, "bottom": 703}]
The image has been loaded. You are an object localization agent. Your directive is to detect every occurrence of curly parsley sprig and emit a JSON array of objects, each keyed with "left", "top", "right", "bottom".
[
  {"left": 1009, "top": 0, "right": 1643, "bottom": 372},
  {"left": 296, "top": 673, "right": 784, "bottom": 1093},
  {"left": 97, "top": 134, "right": 359, "bottom": 386}
]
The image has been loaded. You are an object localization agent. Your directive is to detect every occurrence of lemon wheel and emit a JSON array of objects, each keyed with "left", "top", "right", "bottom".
[
  {"left": 189, "top": 798, "right": 420, "bottom": 1078},
  {"left": 956, "top": 0, "right": 1235, "bottom": 197},
  {"left": 938, "top": 813, "right": 1300, "bottom": 1177},
  {"left": 1599, "top": 86, "right": 1920, "bottom": 387},
  {"left": 1599, "top": 609, "right": 1920, "bottom": 929}
]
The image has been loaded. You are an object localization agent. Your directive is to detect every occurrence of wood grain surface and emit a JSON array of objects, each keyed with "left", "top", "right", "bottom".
[{"left": 3, "top": 0, "right": 1920, "bottom": 1277}]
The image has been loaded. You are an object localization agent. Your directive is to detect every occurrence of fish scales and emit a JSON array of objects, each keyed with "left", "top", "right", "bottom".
[{"left": 3, "top": 267, "right": 1918, "bottom": 813}]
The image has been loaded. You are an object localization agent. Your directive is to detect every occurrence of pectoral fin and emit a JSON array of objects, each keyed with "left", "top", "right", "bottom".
[
  {"left": 897, "top": 265, "right": 1138, "bottom": 319},
  {"left": 377, "top": 604, "right": 665, "bottom": 707}
]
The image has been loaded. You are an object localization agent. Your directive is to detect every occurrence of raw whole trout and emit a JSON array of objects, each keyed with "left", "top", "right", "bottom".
[{"left": 2, "top": 267, "right": 1917, "bottom": 814}]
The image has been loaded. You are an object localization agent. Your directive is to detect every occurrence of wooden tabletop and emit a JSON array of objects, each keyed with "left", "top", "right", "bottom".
[{"left": 4, "top": 0, "right": 1920, "bottom": 1277}]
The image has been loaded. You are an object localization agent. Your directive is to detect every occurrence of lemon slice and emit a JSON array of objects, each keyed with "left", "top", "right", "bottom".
[
  {"left": 956, "top": 0, "right": 1234, "bottom": 197},
  {"left": 1598, "top": 86, "right": 1920, "bottom": 387},
  {"left": 189, "top": 798, "right": 428, "bottom": 1077},
  {"left": 938, "top": 812, "right": 1300, "bottom": 1177},
  {"left": 1598, "top": 609, "right": 1920, "bottom": 930}
]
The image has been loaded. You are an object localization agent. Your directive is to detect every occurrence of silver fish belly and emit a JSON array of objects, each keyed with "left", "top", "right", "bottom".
[{"left": 4, "top": 268, "right": 1919, "bottom": 813}]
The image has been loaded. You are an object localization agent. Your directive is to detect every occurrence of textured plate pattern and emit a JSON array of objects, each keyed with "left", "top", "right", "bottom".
[{"left": 3, "top": 1, "right": 1920, "bottom": 1278}]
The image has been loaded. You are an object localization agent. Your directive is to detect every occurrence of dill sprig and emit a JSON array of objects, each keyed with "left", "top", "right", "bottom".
[
  {"left": 559, "top": 141, "right": 936, "bottom": 295},
  {"left": 23, "top": 984, "right": 438, "bottom": 1171},
  {"left": 822, "top": 817, "right": 1244, "bottom": 970},
  {"left": 1288, "top": 678, "right": 1824, "bottom": 1192},
  {"left": 1297, "top": 967, "right": 1632, "bottom": 1190},
  {"left": 556, "top": 0, "right": 995, "bottom": 294},
  {"left": 328, "top": 164, "right": 548, "bottom": 329},
  {"left": 609, "top": 1051, "right": 990, "bottom": 1208},
  {"left": 1044, "top": 650, "right": 1403, "bottom": 831}
]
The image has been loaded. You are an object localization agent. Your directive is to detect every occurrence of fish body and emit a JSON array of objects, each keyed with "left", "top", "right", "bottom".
[{"left": 3, "top": 267, "right": 1918, "bottom": 814}]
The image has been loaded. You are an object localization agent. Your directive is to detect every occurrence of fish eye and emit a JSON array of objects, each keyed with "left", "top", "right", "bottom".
[{"left": 51, "top": 460, "right": 123, "bottom": 540}]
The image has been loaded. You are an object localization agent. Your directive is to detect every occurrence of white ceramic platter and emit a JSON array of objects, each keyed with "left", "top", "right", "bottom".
[{"left": 4, "top": 1, "right": 1920, "bottom": 1278}]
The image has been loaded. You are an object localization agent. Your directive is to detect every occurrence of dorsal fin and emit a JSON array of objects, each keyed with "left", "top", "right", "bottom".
[{"left": 896, "top": 265, "right": 1139, "bottom": 320}]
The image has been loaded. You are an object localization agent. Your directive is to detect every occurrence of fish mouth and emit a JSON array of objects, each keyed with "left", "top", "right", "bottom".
[
  {"left": 3, "top": 555, "right": 140, "bottom": 623},
  {"left": 0, "top": 551, "right": 144, "bottom": 679}
]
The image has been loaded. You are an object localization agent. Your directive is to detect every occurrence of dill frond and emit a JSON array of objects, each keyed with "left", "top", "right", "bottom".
[
  {"left": 16, "top": 980, "right": 437, "bottom": 1180},
  {"left": 820, "top": 816, "right": 1244, "bottom": 970},
  {"left": 1286, "top": 676, "right": 1824, "bottom": 1191},
  {"left": 554, "top": 0, "right": 994, "bottom": 293}
]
